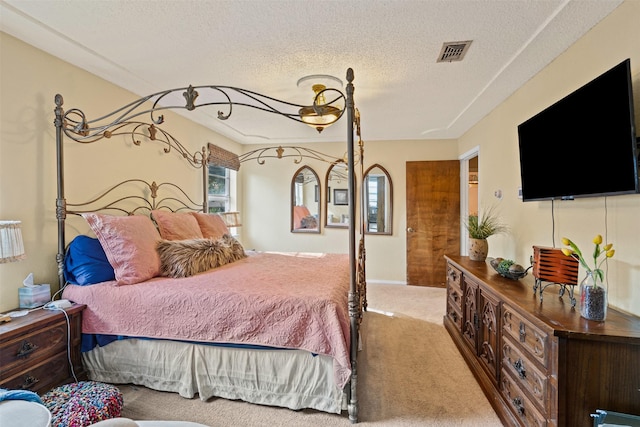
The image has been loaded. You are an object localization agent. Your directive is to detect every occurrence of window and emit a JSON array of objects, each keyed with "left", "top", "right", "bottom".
[{"left": 208, "top": 165, "right": 230, "bottom": 213}]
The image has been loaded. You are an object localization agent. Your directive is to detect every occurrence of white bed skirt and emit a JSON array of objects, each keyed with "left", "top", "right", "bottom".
[{"left": 82, "top": 339, "right": 346, "bottom": 414}]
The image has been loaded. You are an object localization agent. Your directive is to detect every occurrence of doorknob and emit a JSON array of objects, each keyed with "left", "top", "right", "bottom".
[{"left": 407, "top": 227, "right": 415, "bottom": 233}]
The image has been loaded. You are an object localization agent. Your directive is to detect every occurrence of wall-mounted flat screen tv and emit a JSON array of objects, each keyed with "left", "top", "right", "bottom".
[{"left": 518, "top": 58, "right": 639, "bottom": 201}]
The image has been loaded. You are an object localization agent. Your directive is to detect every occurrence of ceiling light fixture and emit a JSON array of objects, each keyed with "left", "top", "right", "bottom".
[{"left": 297, "top": 75, "right": 343, "bottom": 134}]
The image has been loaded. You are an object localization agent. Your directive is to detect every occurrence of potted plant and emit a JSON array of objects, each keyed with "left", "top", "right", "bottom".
[
  {"left": 465, "top": 206, "right": 508, "bottom": 261},
  {"left": 561, "top": 235, "right": 614, "bottom": 321}
]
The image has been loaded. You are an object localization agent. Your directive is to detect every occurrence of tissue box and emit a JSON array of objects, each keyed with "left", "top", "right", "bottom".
[{"left": 19, "top": 284, "right": 51, "bottom": 308}]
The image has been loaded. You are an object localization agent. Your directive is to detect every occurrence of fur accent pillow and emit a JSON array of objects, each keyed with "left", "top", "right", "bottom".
[
  {"left": 300, "top": 215, "right": 318, "bottom": 229},
  {"left": 220, "top": 233, "right": 246, "bottom": 262},
  {"left": 156, "top": 235, "right": 246, "bottom": 278}
]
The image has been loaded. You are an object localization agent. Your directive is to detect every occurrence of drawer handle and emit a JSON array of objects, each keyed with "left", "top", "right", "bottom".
[
  {"left": 17, "top": 340, "right": 38, "bottom": 358},
  {"left": 20, "top": 375, "right": 39, "bottom": 390},
  {"left": 519, "top": 322, "right": 526, "bottom": 343},
  {"left": 448, "top": 269, "right": 458, "bottom": 282},
  {"left": 512, "top": 397, "right": 525, "bottom": 417},
  {"left": 513, "top": 358, "right": 527, "bottom": 379}
]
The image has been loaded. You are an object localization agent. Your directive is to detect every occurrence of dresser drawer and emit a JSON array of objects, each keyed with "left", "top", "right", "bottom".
[
  {"left": 502, "top": 304, "right": 548, "bottom": 369},
  {"left": 446, "top": 263, "right": 462, "bottom": 291},
  {"left": 501, "top": 368, "right": 547, "bottom": 427},
  {"left": 503, "top": 335, "right": 548, "bottom": 413},
  {"left": 447, "top": 282, "right": 463, "bottom": 313},
  {"left": 0, "top": 321, "right": 67, "bottom": 379},
  {"left": 0, "top": 351, "right": 69, "bottom": 394},
  {"left": 445, "top": 262, "right": 464, "bottom": 332},
  {"left": 446, "top": 300, "right": 463, "bottom": 331}
]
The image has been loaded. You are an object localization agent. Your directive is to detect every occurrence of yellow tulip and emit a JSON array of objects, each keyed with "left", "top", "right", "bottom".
[
  {"left": 561, "top": 248, "right": 573, "bottom": 257},
  {"left": 563, "top": 234, "right": 615, "bottom": 279}
]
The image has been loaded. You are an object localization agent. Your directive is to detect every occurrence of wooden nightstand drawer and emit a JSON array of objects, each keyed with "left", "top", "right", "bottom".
[
  {"left": 0, "top": 351, "right": 69, "bottom": 393},
  {"left": 0, "top": 304, "right": 86, "bottom": 394},
  {"left": 502, "top": 303, "right": 548, "bottom": 369},
  {"left": 0, "top": 322, "right": 68, "bottom": 378},
  {"left": 502, "top": 335, "right": 548, "bottom": 413}
]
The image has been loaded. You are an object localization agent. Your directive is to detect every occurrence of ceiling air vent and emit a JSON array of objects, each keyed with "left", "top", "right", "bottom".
[{"left": 437, "top": 40, "right": 472, "bottom": 62}]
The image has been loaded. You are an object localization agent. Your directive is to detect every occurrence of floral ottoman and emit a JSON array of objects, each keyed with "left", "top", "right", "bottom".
[{"left": 41, "top": 381, "right": 123, "bottom": 427}]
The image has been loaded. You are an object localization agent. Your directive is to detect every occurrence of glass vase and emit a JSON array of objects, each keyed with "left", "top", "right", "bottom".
[{"left": 579, "top": 271, "right": 607, "bottom": 321}]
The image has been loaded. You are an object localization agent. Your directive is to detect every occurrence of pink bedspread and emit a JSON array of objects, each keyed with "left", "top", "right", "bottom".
[{"left": 63, "top": 251, "right": 352, "bottom": 388}]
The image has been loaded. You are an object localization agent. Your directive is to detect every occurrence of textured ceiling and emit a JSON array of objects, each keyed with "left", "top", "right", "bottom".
[{"left": 0, "top": 0, "right": 623, "bottom": 144}]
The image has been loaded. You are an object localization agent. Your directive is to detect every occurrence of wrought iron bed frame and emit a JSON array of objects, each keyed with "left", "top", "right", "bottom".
[{"left": 54, "top": 69, "right": 367, "bottom": 422}]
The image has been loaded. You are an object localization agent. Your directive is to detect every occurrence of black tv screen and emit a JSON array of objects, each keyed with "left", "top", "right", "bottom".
[{"left": 518, "top": 59, "right": 639, "bottom": 201}]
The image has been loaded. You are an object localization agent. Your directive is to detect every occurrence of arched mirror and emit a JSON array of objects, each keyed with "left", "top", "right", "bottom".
[
  {"left": 325, "top": 162, "right": 350, "bottom": 228},
  {"left": 364, "top": 164, "right": 393, "bottom": 235},
  {"left": 291, "top": 165, "right": 320, "bottom": 233}
]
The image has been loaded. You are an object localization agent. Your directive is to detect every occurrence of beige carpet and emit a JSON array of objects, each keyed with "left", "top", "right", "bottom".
[{"left": 118, "top": 284, "right": 503, "bottom": 426}]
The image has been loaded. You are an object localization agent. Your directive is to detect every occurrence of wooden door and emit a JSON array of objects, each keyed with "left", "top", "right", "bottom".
[{"left": 406, "top": 160, "right": 460, "bottom": 286}]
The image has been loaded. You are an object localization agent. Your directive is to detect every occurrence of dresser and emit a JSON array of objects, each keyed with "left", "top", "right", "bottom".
[
  {"left": 0, "top": 304, "right": 86, "bottom": 394},
  {"left": 444, "top": 255, "right": 640, "bottom": 427}
]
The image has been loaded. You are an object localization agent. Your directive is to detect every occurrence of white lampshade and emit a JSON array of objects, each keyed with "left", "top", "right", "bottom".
[{"left": 0, "top": 221, "right": 26, "bottom": 263}]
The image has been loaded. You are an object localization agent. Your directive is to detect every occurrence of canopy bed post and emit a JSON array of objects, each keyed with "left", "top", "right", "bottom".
[
  {"left": 201, "top": 147, "right": 208, "bottom": 213},
  {"left": 345, "top": 68, "right": 359, "bottom": 424},
  {"left": 54, "top": 94, "right": 66, "bottom": 288}
]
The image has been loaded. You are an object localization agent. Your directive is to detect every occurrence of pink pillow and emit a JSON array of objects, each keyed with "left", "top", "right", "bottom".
[
  {"left": 82, "top": 213, "right": 162, "bottom": 285},
  {"left": 151, "top": 210, "right": 203, "bottom": 240},
  {"left": 189, "top": 212, "right": 230, "bottom": 240}
]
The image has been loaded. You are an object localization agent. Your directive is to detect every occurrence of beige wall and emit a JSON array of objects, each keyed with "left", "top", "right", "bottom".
[
  {"left": 458, "top": 0, "right": 640, "bottom": 315},
  {"left": 239, "top": 139, "right": 458, "bottom": 284},
  {"left": 0, "top": 33, "right": 240, "bottom": 311},
  {"left": 2, "top": 0, "right": 640, "bottom": 316}
]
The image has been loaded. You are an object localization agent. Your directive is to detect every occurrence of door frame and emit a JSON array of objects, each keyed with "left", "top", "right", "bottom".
[{"left": 459, "top": 146, "right": 479, "bottom": 257}]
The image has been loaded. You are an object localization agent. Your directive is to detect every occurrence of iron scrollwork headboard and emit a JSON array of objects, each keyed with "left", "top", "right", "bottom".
[
  {"left": 64, "top": 179, "right": 205, "bottom": 217},
  {"left": 54, "top": 93, "right": 210, "bottom": 288}
]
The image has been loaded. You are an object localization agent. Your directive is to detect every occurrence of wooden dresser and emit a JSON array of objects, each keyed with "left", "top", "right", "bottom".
[
  {"left": 444, "top": 255, "right": 640, "bottom": 427},
  {"left": 0, "top": 304, "right": 86, "bottom": 394}
]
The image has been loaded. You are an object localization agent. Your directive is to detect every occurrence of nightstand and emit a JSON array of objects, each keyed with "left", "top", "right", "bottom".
[{"left": 0, "top": 303, "right": 86, "bottom": 394}]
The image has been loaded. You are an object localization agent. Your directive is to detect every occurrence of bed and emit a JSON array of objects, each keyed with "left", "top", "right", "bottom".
[{"left": 54, "top": 70, "right": 367, "bottom": 422}]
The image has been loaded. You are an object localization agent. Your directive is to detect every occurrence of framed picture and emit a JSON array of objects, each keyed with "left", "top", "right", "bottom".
[{"left": 334, "top": 189, "right": 348, "bottom": 205}]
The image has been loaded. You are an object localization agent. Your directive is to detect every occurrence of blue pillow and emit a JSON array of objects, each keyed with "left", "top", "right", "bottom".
[{"left": 64, "top": 235, "right": 115, "bottom": 286}]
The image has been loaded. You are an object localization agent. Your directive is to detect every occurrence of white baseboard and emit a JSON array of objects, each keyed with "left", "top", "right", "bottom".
[{"left": 366, "top": 280, "right": 407, "bottom": 286}]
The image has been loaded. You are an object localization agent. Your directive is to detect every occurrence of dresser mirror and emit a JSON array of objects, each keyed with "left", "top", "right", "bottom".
[
  {"left": 325, "top": 162, "right": 350, "bottom": 228},
  {"left": 364, "top": 164, "right": 392, "bottom": 235},
  {"left": 291, "top": 165, "right": 320, "bottom": 233}
]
